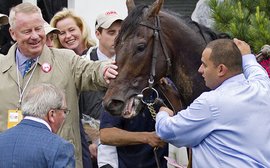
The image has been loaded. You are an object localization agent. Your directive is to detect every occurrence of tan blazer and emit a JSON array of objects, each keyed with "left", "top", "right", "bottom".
[{"left": 0, "top": 44, "right": 108, "bottom": 168}]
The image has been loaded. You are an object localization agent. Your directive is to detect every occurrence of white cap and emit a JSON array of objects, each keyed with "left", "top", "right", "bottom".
[
  {"left": 0, "top": 13, "right": 8, "bottom": 26},
  {"left": 95, "top": 11, "right": 123, "bottom": 30},
  {"left": 44, "top": 22, "right": 60, "bottom": 35}
]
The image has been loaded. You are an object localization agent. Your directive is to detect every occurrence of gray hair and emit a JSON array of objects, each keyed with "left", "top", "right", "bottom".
[
  {"left": 9, "top": 2, "right": 43, "bottom": 29},
  {"left": 22, "top": 83, "right": 65, "bottom": 118}
]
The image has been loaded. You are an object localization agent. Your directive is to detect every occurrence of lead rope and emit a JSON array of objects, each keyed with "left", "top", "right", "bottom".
[
  {"left": 154, "top": 147, "right": 161, "bottom": 168},
  {"left": 146, "top": 103, "right": 160, "bottom": 168},
  {"left": 147, "top": 104, "right": 156, "bottom": 120}
]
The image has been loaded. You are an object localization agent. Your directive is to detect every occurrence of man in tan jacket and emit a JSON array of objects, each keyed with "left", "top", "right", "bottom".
[{"left": 0, "top": 3, "right": 117, "bottom": 168}]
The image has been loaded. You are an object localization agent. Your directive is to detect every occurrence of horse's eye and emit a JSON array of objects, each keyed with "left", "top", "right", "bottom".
[{"left": 136, "top": 44, "right": 146, "bottom": 53}]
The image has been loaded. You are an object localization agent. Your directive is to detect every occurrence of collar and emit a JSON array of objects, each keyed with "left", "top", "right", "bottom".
[
  {"left": 97, "top": 48, "right": 115, "bottom": 61},
  {"left": 217, "top": 73, "right": 245, "bottom": 89},
  {"left": 15, "top": 48, "right": 38, "bottom": 65},
  {"left": 16, "top": 49, "right": 28, "bottom": 66},
  {"left": 24, "top": 116, "right": 52, "bottom": 132},
  {"left": 16, "top": 48, "right": 39, "bottom": 76}
]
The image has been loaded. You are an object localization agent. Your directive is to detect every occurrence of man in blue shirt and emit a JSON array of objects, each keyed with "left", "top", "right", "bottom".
[{"left": 156, "top": 38, "right": 270, "bottom": 168}]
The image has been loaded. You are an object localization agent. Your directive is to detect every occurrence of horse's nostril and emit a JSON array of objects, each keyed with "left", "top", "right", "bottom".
[
  {"left": 132, "top": 79, "right": 139, "bottom": 87},
  {"left": 108, "top": 99, "right": 123, "bottom": 108},
  {"left": 105, "top": 99, "right": 124, "bottom": 116}
]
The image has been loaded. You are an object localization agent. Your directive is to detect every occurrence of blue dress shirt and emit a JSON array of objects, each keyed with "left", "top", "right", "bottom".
[
  {"left": 16, "top": 48, "right": 38, "bottom": 76},
  {"left": 156, "top": 54, "right": 270, "bottom": 168}
]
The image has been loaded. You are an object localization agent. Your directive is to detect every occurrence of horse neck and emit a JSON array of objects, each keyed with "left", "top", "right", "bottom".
[{"left": 159, "top": 14, "right": 208, "bottom": 105}]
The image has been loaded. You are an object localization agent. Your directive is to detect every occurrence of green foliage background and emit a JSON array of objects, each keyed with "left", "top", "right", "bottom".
[{"left": 209, "top": 0, "right": 270, "bottom": 53}]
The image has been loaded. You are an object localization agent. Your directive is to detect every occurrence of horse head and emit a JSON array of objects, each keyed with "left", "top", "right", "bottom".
[{"left": 103, "top": 0, "right": 211, "bottom": 117}]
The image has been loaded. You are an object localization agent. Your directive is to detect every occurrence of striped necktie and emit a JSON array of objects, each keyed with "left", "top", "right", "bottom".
[{"left": 23, "top": 59, "right": 35, "bottom": 76}]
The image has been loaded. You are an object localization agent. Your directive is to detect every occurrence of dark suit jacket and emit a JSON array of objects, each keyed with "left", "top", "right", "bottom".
[{"left": 0, "top": 119, "right": 75, "bottom": 168}]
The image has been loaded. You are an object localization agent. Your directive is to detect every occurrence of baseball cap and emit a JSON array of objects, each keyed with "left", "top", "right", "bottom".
[
  {"left": 0, "top": 13, "right": 8, "bottom": 26},
  {"left": 44, "top": 22, "right": 60, "bottom": 35},
  {"left": 95, "top": 11, "right": 123, "bottom": 30}
]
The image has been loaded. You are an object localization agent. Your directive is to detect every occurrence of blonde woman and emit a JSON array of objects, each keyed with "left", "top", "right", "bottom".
[{"left": 51, "top": 8, "right": 96, "bottom": 55}]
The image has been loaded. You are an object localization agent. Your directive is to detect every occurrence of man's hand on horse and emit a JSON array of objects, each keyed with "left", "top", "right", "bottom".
[
  {"left": 159, "top": 106, "right": 174, "bottom": 117},
  {"left": 103, "top": 61, "right": 118, "bottom": 84}
]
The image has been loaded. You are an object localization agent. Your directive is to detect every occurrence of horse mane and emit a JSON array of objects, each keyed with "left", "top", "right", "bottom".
[
  {"left": 115, "top": 5, "right": 230, "bottom": 47},
  {"left": 115, "top": 5, "right": 148, "bottom": 47},
  {"left": 164, "top": 9, "right": 231, "bottom": 41}
]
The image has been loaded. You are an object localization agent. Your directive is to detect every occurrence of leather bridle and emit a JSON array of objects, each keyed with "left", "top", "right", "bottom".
[
  {"left": 139, "top": 15, "right": 171, "bottom": 89},
  {"left": 137, "top": 15, "right": 172, "bottom": 108}
]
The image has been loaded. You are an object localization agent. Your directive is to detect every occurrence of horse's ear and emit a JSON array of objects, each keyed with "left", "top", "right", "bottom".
[
  {"left": 126, "top": 0, "right": 135, "bottom": 14},
  {"left": 147, "top": 0, "right": 164, "bottom": 17}
]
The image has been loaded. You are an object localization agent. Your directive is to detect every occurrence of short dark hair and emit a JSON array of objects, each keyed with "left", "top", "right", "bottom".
[
  {"left": 206, "top": 39, "right": 242, "bottom": 73},
  {"left": 96, "top": 26, "right": 103, "bottom": 33}
]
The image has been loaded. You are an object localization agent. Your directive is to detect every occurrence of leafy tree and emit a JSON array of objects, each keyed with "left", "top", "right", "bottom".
[{"left": 209, "top": 0, "right": 270, "bottom": 53}]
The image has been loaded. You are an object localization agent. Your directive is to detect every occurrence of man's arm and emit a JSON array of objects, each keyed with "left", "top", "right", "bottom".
[
  {"left": 64, "top": 49, "right": 117, "bottom": 90},
  {"left": 234, "top": 38, "right": 269, "bottom": 80},
  {"left": 100, "top": 127, "right": 165, "bottom": 148}
]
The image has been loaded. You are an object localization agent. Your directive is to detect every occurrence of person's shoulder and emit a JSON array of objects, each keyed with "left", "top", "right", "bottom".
[
  {"left": 49, "top": 47, "right": 77, "bottom": 56},
  {"left": 0, "top": 43, "right": 16, "bottom": 60},
  {"left": 48, "top": 132, "right": 72, "bottom": 147},
  {"left": 195, "top": 90, "right": 216, "bottom": 103},
  {"left": 88, "top": 46, "right": 98, "bottom": 54},
  {"left": 35, "top": 132, "right": 74, "bottom": 161},
  {"left": 0, "top": 53, "right": 5, "bottom": 60},
  {"left": 82, "top": 46, "right": 98, "bottom": 60},
  {"left": 52, "top": 134, "right": 75, "bottom": 154},
  {"left": 45, "top": 47, "right": 78, "bottom": 62}
]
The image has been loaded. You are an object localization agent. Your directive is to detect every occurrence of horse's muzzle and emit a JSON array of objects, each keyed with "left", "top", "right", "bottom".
[{"left": 103, "top": 96, "right": 143, "bottom": 118}]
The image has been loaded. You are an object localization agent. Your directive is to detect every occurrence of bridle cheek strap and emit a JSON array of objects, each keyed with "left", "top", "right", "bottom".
[{"left": 139, "top": 16, "right": 171, "bottom": 88}]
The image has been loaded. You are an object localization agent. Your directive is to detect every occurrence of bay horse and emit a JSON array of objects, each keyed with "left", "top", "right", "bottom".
[{"left": 103, "top": 0, "right": 225, "bottom": 118}]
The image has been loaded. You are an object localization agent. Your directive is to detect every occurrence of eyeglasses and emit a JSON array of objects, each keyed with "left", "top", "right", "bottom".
[
  {"left": 60, "top": 108, "right": 70, "bottom": 115},
  {"left": 52, "top": 108, "right": 71, "bottom": 115}
]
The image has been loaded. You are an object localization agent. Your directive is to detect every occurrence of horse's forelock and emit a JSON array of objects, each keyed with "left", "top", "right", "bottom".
[{"left": 115, "top": 5, "right": 148, "bottom": 47}]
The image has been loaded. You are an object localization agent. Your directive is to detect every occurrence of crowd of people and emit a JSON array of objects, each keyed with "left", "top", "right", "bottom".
[{"left": 0, "top": 1, "right": 269, "bottom": 168}]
